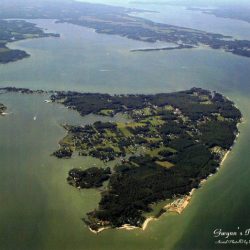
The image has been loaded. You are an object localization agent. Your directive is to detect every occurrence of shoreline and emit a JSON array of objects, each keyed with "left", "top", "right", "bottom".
[
  {"left": 0, "top": 20, "right": 59, "bottom": 65},
  {"left": 161, "top": 118, "right": 242, "bottom": 216},
  {"left": 88, "top": 217, "right": 158, "bottom": 234},
  {"left": 88, "top": 120, "right": 242, "bottom": 234},
  {"left": 220, "top": 150, "right": 230, "bottom": 166},
  {"left": 142, "top": 217, "right": 157, "bottom": 230},
  {"left": 89, "top": 227, "right": 109, "bottom": 234}
]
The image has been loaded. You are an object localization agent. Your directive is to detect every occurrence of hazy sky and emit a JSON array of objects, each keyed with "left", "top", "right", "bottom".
[
  {"left": 3, "top": 0, "right": 249, "bottom": 7},
  {"left": 2, "top": 0, "right": 250, "bottom": 8},
  {"left": 74, "top": 0, "right": 250, "bottom": 8}
]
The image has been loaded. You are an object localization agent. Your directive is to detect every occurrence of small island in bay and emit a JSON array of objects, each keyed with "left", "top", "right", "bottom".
[
  {"left": 0, "top": 20, "right": 59, "bottom": 64},
  {"left": 0, "top": 103, "right": 7, "bottom": 115},
  {"left": 130, "top": 44, "right": 195, "bottom": 52},
  {"left": 49, "top": 87, "right": 242, "bottom": 233}
]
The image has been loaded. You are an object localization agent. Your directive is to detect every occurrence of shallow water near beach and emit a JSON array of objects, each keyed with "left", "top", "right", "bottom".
[{"left": 1, "top": 3, "right": 250, "bottom": 250}]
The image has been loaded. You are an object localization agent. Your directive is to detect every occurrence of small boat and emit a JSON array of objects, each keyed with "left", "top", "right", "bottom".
[
  {"left": 33, "top": 116, "right": 37, "bottom": 121},
  {"left": 99, "top": 69, "right": 111, "bottom": 72}
]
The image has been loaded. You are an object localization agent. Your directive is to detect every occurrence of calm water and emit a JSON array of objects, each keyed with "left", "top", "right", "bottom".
[{"left": 0, "top": 3, "right": 250, "bottom": 250}]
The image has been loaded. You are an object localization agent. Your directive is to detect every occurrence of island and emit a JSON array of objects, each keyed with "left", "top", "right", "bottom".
[
  {"left": 0, "top": 86, "right": 242, "bottom": 232},
  {"left": 130, "top": 44, "right": 195, "bottom": 52},
  {"left": 50, "top": 87, "right": 242, "bottom": 232},
  {"left": 0, "top": 19, "right": 59, "bottom": 64},
  {"left": 0, "top": 1, "right": 250, "bottom": 58},
  {"left": 0, "top": 103, "right": 7, "bottom": 115}
]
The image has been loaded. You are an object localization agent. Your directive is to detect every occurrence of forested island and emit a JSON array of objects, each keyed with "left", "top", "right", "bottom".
[
  {"left": 0, "top": 87, "right": 47, "bottom": 94},
  {"left": 0, "top": 1, "right": 250, "bottom": 58},
  {"left": 0, "top": 86, "right": 242, "bottom": 232},
  {"left": 130, "top": 44, "right": 194, "bottom": 52},
  {"left": 0, "top": 103, "right": 7, "bottom": 115},
  {"left": 49, "top": 88, "right": 242, "bottom": 232},
  {"left": 0, "top": 20, "right": 59, "bottom": 63}
]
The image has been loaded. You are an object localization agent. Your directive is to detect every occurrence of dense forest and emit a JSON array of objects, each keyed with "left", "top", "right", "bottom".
[{"left": 67, "top": 167, "right": 111, "bottom": 189}]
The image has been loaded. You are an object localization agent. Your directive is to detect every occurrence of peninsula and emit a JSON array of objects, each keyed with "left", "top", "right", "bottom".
[
  {"left": 0, "top": 20, "right": 59, "bottom": 64},
  {"left": 50, "top": 88, "right": 242, "bottom": 232}
]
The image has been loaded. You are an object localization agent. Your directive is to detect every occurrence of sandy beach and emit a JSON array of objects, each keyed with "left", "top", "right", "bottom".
[
  {"left": 89, "top": 226, "right": 110, "bottom": 234},
  {"left": 118, "top": 224, "right": 138, "bottom": 231},
  {"left": 142, "top": 217, "right": 156, "bottom": 230},
  {"left": 220, "top": 150, "right": 230, "bottom": 165}
]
